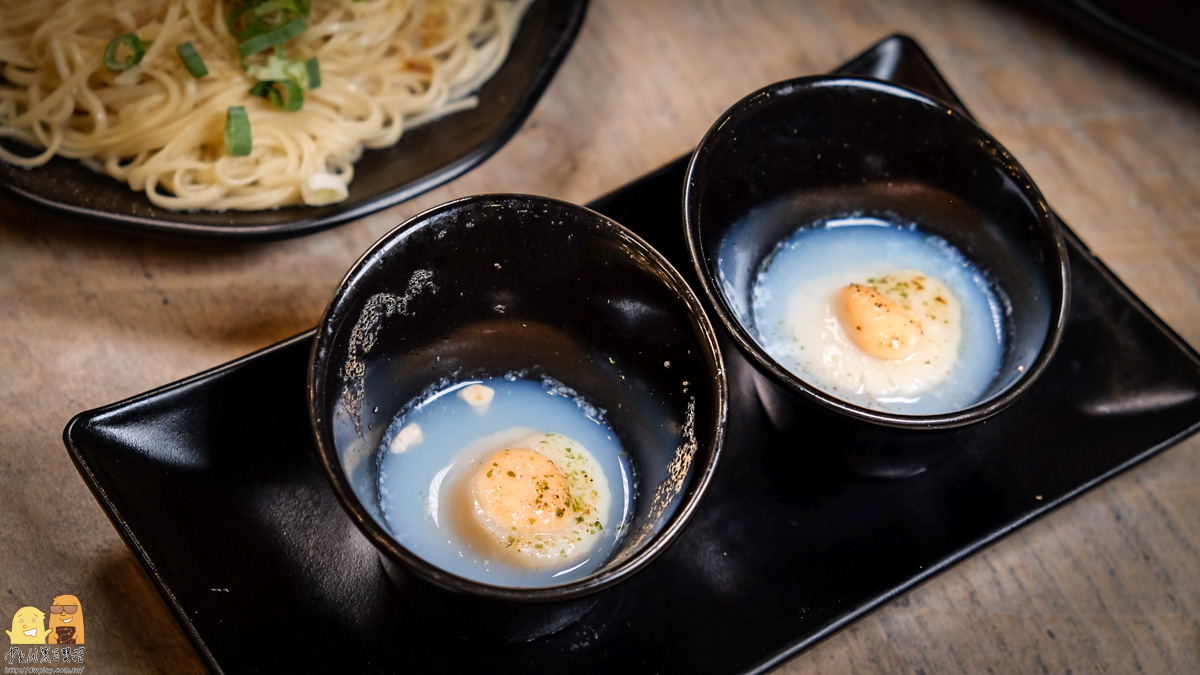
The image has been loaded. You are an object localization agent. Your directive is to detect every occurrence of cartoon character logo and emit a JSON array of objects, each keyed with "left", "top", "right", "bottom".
[
  {"left": 46, "top": 595, "right": 84, "bottom": 645},
  {"left": 6, "top": 606, "right": 48, "bottom": 644}
]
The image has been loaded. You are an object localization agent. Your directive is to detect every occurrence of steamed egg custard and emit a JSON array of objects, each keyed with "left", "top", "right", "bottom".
[
  {"left": 749, "top": 218, "right": 1005, "bottom": 414},
  {"left": 465, "top": 435, "right": 610, "bottom": 567},
  {"left": 378, "top": 376, "right": 630, "bottom": 587}
]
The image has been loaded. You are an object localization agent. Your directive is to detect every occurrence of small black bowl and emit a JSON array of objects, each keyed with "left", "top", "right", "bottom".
[
  {"left": 308, "top": 194, "right": 726, "bottom": 639},
  {"left": 684, "top": 76, "right": 1069, "bottom": 477}
]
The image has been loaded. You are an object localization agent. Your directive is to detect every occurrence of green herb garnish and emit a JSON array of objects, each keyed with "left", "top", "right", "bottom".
[
  {"left": 175, "top": 42, "right": 208, "bottom": 78},
  {"left": 249, "top": 79, "right": 303, "bottom": 111},
  {"left": 104, "top": 33, "right": 150, "bottom": 72},
  {"left": 237, "top": 17, "right": 307, "bottom": 61},
  {"left": 223, "top": 106, "right": 252, "bottom": 156}
]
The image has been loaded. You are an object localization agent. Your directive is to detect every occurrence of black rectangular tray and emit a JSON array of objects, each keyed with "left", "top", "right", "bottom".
[{"left": 63, "top": 35, "right": 1200, "bottom": 674}]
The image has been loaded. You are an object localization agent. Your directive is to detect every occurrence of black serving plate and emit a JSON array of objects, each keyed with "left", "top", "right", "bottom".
[
  {"left": 0, "top": 0, "right": 587, "bottom": 241},
  {"left": 63, "top": 36, "right": 1200, "bottom": 674}
]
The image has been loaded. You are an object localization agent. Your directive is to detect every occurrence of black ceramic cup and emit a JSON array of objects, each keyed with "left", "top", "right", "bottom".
[
  {"left": 684, "top": 76, "right": 1068, "bottom": 477},
  {"left": 309, "top": 194, "right": 726, "bottom": 640}
]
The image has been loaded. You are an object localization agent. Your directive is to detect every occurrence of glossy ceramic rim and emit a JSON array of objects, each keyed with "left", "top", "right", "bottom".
[
  {"left": 308, "top": 193, "right": 728, "bottom": 602},
  {"left": 683, "top": 75, "right": 1070, "bottom": 430}
]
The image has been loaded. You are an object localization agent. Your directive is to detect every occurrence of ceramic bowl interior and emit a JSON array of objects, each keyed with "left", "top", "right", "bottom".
[
  {"left": 684, "top": 76, "right": 1069, "bottom": 429},
  {"left": 309, "top": 194, "right": 725, "bottom": 603}
]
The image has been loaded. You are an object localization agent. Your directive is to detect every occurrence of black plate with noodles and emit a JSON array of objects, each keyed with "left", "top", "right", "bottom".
[{"left": 0, "top": 0, "right": 587, "bottom": 240}]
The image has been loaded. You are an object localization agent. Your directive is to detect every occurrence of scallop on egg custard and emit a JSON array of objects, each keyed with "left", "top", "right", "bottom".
[
  {"left": 800, "top": 270, "right": 962, "bottom": 399},
  {"left": 748, "top": 218, "right": 1005, "bottom": 414},
  {"left": 377, "top": 376, "right": 630, "bottom": 587},
  {"left": 459, "top": 433, "right": 610, "bottom": 567}
]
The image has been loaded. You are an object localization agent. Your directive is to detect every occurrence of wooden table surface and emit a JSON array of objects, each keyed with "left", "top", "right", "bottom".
[{"left": 2, "top": 0, "right": 1198, "bottom": 672}]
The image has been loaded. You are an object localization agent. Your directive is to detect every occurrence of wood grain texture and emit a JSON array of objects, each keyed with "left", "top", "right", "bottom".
[{"left": 1, "top": 0, "right": 1197, "bottom": 672}]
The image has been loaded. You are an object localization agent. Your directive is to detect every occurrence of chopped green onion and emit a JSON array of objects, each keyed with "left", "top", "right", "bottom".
[
  {"left": 282, "top": 59, "right": 307, "bottom": 86},
  {"left": 270, "top": 80, "right": 303, "bottom": 110},
  {"left": 253, "top": 0, "right": 311, "bottom": 19},
  {"left": 175, "top": 42, "right": 208, "bottom": 78},
  {"left": 237, "top": 17, "right": 306, "bottom": 60},
  {"left": 282, "top": 57, "right": 319, "bottom": 89},
  {"left": 226, "top": 4, "right": 264, "bottom": 40},
  {"left": 104, "top": 33, "right": 150, "bottom": 72},
  {"left": 247, "top": 80, "right": 272, "bottom": 97},
  {"left": 249, "top": 54, "right": 313, "bottom": 89},
  {"left": 251, "top": 0, "right": 289, "bottom": 16},
  {"left": 224, "top": 106, "right": 252, "bottom": 156},
  {"left": 304, "top": 57, "right": 320, "bottom": 89},
  {"left": 227, "top": 0, "right": 311, "bottom": 40},
  {"left": 249, "top": 79, "right": 303, "bottom": 111},
  {"left": 246, "top": 54, "right": 290, "bottom": 82}
]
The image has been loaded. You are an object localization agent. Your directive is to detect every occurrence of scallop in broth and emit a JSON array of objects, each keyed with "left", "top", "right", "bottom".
[
  {"left": 728, "top": 216, "right": 1006, "bottom": 415},
  {"left": 378, "top": 375, "right": 632, "bottom": 587}
]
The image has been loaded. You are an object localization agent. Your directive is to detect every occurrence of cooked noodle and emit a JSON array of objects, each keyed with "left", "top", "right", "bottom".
[{"left": 0, "top": 0, "right": 532, "bottom": 210}]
